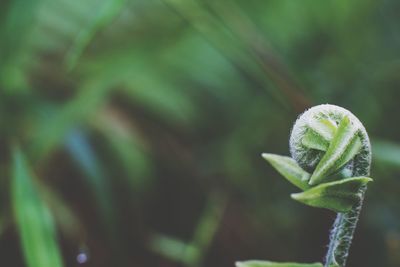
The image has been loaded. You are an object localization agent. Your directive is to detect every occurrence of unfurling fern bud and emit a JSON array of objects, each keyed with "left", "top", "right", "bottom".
[
  {"left": 289, "top": 104, "right": 371, "bottom": 184},
  {"left": 263, "top": 104, "right": 372, "bottom": 213},
  {"left": 236, "top": 104, "right": 373, "bottom": 267}
]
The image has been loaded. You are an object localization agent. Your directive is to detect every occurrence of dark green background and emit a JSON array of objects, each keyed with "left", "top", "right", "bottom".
[{"left": 1, "top": 0, "right": 400, "bottom": 266}]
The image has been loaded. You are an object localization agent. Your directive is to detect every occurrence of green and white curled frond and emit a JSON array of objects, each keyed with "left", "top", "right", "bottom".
[
  {"left": 263, "top": 104, "right": 372, "bottom": 212},
  {"left": 289, "top": 104, "right": 371, "bottom": 182},
  {"left": 253, "top": 104, "right": 373, "bottom": 267}
]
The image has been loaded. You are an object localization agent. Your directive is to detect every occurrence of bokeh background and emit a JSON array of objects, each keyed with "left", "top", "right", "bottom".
[{"left": 1, "top": 0, "right": 400, "bottom": 266}]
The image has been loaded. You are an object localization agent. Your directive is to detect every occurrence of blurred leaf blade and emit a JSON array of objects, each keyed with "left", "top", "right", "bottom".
[
  {"left": 12, "top": 147, "right": 64, "bottom": 267},
  {"left": 93, "top": 108, "right": 152, "bottom": 190},
  {"left": 162, "top": 0, "right": 290, "bottom": 109},
  {"left": 64, "top": 0, "right": 125, "bottom": 70},
  {"left": 148, "top": 234, "right": 198, "bottom": 265},
  {"left": 0, "top": 0, "right": 40, "bottom": 91},
  {"left": 31, "top": 80, "right": 112, "bottom": 160},
  {"left": 373, "top": 139, "right": 400, "bottom": 167},
  {"left": 188, "top": 192, "right": 227, "bottom": 265},
  {"left": 64, "top": 129, "right": 115, "bottom": 228}
]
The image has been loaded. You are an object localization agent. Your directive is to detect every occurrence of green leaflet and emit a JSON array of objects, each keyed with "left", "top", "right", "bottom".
[
  {"left": 338, "top": 137, "right": 362, "bottom": 169},
  {"left": 236, "top": 260, "right": 323, "bottom": 267},
  {"left": 12, "top": 148, "right": 64, "bottom": 267},
  {"left": 302, "top": 118, "right": 339, "bottom": 151},
  {"left": 302, "top": 129, "right": 330, "bottom": 151},
  {"left": 309, "top": 116, "right": 361, "bottom": 185},
  {"left": 291, "top": 177, "right": 373, "bottom": 212},
  {"left": 262, "top": 153, "right": 310, "bottom": 190},
  {"left": 307, "top": 118, "right": 337, "bottom": 142}
]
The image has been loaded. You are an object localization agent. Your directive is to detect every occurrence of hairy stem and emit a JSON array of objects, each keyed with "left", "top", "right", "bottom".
[{"left": 324, "top": 186, "right": 366, "bottom": 267}]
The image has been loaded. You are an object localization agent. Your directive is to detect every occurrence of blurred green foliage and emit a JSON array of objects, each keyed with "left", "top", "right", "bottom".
[
  {"left": 1, "top": 0, "right": 400, "bottom": 266},
  {"left": 12, "top": 147, "right": 64, "bottom": 267}
]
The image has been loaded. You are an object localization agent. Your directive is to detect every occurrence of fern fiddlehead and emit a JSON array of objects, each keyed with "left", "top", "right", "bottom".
[
  {"left": 236, "top": 104, "right": 373, "bottom": 267},
  {"left": 289, "top": 104, "right": 371, "bottom": 267}
]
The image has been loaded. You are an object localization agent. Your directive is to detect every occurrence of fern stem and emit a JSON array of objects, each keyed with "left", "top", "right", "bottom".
[{"left": 324, "top": 186, "right": 366, "bottom": 267}]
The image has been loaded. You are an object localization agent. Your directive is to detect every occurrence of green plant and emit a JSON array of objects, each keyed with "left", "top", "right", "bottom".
[{"left": 236, "top": 104, "right": 373, "bottom": 267}]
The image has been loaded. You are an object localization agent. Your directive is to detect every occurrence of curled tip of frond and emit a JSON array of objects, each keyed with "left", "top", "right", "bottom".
[{"left": 289, "top": 104, "right": 371, "bottom": 180}]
